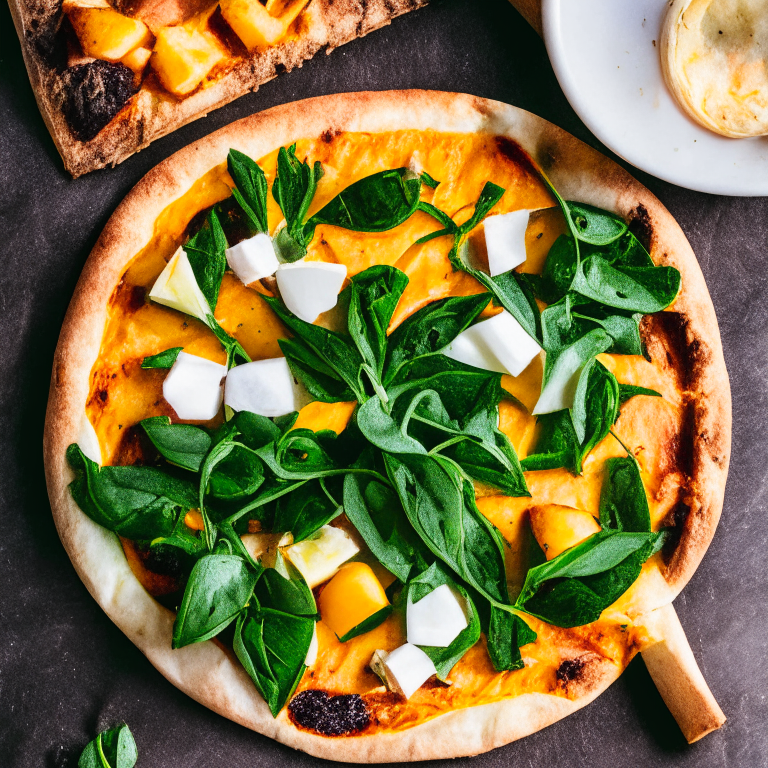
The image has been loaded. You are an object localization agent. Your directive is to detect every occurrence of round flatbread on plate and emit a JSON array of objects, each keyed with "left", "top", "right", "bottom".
[{"left": 44, "top": 90, "right": 731, "bottom": 761}]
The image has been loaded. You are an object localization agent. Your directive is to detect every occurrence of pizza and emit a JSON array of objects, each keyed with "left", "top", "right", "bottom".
[
  {"left": 43, "top": 91, "right": 730, "bottom": 760},
  {"left": 8, "top": 0, "right": 428, "bottom": 177}
]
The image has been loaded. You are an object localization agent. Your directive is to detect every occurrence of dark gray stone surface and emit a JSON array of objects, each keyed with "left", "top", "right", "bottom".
[{"left": 0, "top": 0, "right": 766, "bottom": 765}]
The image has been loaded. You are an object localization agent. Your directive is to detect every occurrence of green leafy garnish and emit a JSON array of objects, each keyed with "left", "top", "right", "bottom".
[
  {"left": 228, "top": 148, "right": 269, "bottom": 234},
  {"left": 78, "top": 723, "right": 137, "bottom": 768},
  {"left": 140, "top": 347, "right": 182, "bottom": 369}
]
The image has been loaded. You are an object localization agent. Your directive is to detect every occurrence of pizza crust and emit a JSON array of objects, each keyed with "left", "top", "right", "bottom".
[
  {"left": 43, "top": 90, "right": 731, "bottom": 760},
  {"left": 8, "top": 0, "right": 429, "bottom": 177}
]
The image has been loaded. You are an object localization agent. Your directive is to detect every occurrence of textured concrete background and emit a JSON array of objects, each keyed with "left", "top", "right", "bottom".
[{"left": 0, "top": 0, "right": 766, "bottom": 765}]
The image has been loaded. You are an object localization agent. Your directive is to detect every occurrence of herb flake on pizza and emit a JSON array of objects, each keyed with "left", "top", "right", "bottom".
[{"left": 44, "top": 92, "right": 729, "bottom": 760}]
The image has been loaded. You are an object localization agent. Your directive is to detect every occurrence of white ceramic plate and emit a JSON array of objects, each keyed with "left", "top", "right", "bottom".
[{"left": 542, "top": 0, "right": 768, "bottom": 196}]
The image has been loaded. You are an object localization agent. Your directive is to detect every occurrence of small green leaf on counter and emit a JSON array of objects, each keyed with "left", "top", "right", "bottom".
[{"left": 78, "top": 722, "right": 137, "bottom": 768}]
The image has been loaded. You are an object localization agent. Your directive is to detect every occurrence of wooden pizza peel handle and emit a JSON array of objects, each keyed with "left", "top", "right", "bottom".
[
  {"left": 640, "top": 603, "right": 726, "bottom": 743},
  {"left": 507, "top": 0, "right": 543, "bottom": 36}
]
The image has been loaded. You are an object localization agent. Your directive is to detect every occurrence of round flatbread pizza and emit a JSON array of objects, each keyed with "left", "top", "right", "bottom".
[{"left": 43, "top": 90, "right": 731, "bottom": 761}]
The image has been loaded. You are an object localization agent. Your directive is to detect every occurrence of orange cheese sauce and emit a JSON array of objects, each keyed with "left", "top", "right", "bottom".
[{"left": 84, "top": 130, "right": 688, "bottom": 733}]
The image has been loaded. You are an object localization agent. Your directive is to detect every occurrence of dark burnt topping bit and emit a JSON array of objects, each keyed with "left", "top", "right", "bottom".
[
  {"left": 62, "top": 59, "right": 136, "bottom": 142},
  {"left": 288, "top": 690, "right": 370, "bottom": 736},
  {"left": 556, "top": 657, "right": 586, "bottom": 687}
]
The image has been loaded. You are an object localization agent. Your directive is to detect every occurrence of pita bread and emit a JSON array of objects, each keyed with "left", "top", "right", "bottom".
[{"left": 43, "top": 91, "right": 730, "bottom": 760}]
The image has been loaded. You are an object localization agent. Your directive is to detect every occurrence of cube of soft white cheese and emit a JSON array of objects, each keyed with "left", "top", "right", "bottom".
[
  {"left": 77, "top": 412, "right": 102, "bottom": 466},
  {"left": 149, "top": 246, "right": 211, "bottom": 323},
  {"left": 282, "top": 525, "right": 359, "bottom": 588},
  {"left": 224, "top": 357, "right": 304, "bottom": 417},
  {"left": 225, "top": 233, "right": 279, "bottom": 285},
  {"left": 443, "top": 310, "right": 541, "bottom": 377},
  {"left": 374, "top": 644, "right": 436, "bottom": 700},
  {"left": 407, "top": 584, "right": 469, "bottom": 648},
  {"left": 162, "top": 351, "right": 227, "bottom": 421},
  {"left": 484, "top": 209, "right": 530, "bottom": 276},
  {"left": 275, "top": 261, "right": 347, "bottom": 323},
  {"left": 305, "top": 623, "right": 319, "bottom": 667},
  {"left": 533, "top": 354, "right": 586, "bottom": 415}
]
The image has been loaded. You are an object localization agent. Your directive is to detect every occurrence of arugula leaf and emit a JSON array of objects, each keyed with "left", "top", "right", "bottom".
[
  {"left": 486, "top": 607, "right": 537, "bottom": 672},
  {"left": 184, "top": 209, "right": 228, "bottom": 311},
  {"left": 343, "top": 473, "right": 419, "bottom": 583},
  {"left": 140, "top": 416, "right": 211, "bottom": 472},
  {"left": 599, "top": 456, "right": 651, "bottom": 532},
  {"left": 78, "top": 723, "right": 137, "bottom": 768},
  {"left": 172, "top": 553, "right": 258, "bottom": 648},
  {"left": 271, "top": 144, "right": 324, "bottom": 262},
  {"left": 347, "top": 265, "right": 409, "bottom": 392},
  {"left": 141, "top": 347, "right": 182, "bottom": 369},
  {"left": 571, "top": 256, "right": 681, "bottom": 314},
  {"left": 306, "top": 168, "right": 423, "bottom": 235},
  {"left": 384, "top": 453, "right": 510, "bottom": 608},
  {"left": 234, "top": 604, "right": 315, "bottom": 716},
  {"left": 67, "top": 444, "right": 196, "bottom": 540},
  {"left": 407, "top": 562, "right": 481, "bottom": 680},
  {"left": 383, "top": 293, "right": 491, "bottom": 386},
  {"left": 264, "top": 295, "right": 365, "bottom": 402},
  {"left": 566, "top": 201, "right": 628, "bottom": 246},
  {"left": 228, "top": 149, "right": 268, "bottom": 234},
  {"left": 255, "top": 551, "right": 317, "bottom": 616},
  {"left": 618, "top": 384, "right": 662, "bottom": 404},
  {"left": 338, "top": 605, "right": 393, "bottom": 643},
  {"left": 273, "top": 478, "right": 341, "bottom": 541}
]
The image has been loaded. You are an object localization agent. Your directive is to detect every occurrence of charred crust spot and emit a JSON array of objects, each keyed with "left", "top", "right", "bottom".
[
  {"left": 494, "top": 136, "right": 540, "bottom": 179},
  {"left": 28, "top": 11, "right": 67, "bottom": 70},
  {"left": 128, "top": 285, "right": 146, "bottom": 312},
  {"left": 628, "top": 204, "right": 653, "bottom": 252},
  {"left": 99, "top": 389, "right": 108, "bottom": 402},
  {"left": 557, "top": 657, "right": 586, "bottom": 684},
  {"left": 321, "top": 129, "right": 339, "bottom": 144},
  {"left": 661, "top": 500, "right": 691, "bottom": 561},
  {"left": 288, "top": 690, "right": 369, "bottom": 736},
  {"left": 62, "top": 60, "right": 136, "bottom": 142}
]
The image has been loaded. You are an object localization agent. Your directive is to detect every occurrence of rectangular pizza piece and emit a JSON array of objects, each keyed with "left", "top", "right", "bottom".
[{"left": 8, "top": 0, "right": 429, "bottom": 177}]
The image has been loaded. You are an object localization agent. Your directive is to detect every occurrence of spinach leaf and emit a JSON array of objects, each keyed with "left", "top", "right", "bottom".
[
  {"left": 384, "top": 453, "right": 510, "bottom": 608},
  {"left": 571, "top": 256, "right": 681, "bottom": 314},
  {"left": 343, "top": 473, "right": 419, "bottom": 583},
  {"left": 273, "top": 478, "right": 341, "bottom": 541},
  {"left": 306, "top": 168, "right": 423, "bottom": 235},
  {"left": 228, "top": 149, "right": 268, "bottom": 234},
  {"left": 78, "top": 723, "right": 137, "bottom": 768},
  {"left": 516, "top": 529, "right": 663, "bottom": 627},
  {"left": 232, "top": 410, "right": 283, "bottom": 450},
  {"left": 539, "top": 234, "right": 577, "bottom": 304},
  {"left": 618, "top": 384, "right": 662, "bottom": 405},
  {"left": 520, "top": 411, "right": 578, "bottom": 472},
  {"left": 206, "top": 314, "right": 252, "bottom": 369},
  {"left": 278, "top": 337, "right": 356, "bottom": 403},
  {"left": 264, "top": 295, "right": 365, "bottom": 402},
  {"left": 140, "top": 416, "right": 211, "bottom": 472},
  {"left": 486, "top": 607, "right": 537, "bottom": 672},
  {"left": 407, "top": 562, "right": 481, "bottom": 680},
  {"left": 255, "top": 551, "right": 317, "bottom": 616},
  {"left": 570, "top": 358, "right": 620, "bottom": 472},
  {"left": 383, "top": 293, "right": 491, "bottom": 386},
  {"left": 172, "top": 553, "right": 258, "bottom": 648},
  {"left": 257, "top": 428, "right": 337, "bottom": 480},
  {"left": 234, "top": 605, "right": 315, "bottom": 715},
  {"left": 572, "top": 303, "right": 644, "bottom": 357},
  {"left": 141, "top": 347, "right": 182, "bottom": 369},
  {"left": 67, "top": 444, "right": 196, "bottom": 540},
  {"left": 599, "top": 456, "right": 651, "bottom": 532},
  {"left": 271, "top": 144, "right": 324, "bottom": 262},
  {"left": 338, "top": 605, "right": 393, "bottom": 643},
  {"left": 223, "top": 477, "right": 308, "bottom": 527},
  {"left": 184, "top": 209, "right": 228, "bottom": 311},
  {"left": 566, "top": 201, "right": 628, "bottom": 246},
  {"left": 347, "top": 265, "right": 409, "bottom": 392}
]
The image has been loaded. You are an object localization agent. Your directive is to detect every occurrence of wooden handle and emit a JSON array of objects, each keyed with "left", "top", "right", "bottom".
[
  {"left": 507, "top": 0, "right": 543, "bottom": 36},
  {"left": 640, "top": 603, "right": 725, "bottom": 743}
]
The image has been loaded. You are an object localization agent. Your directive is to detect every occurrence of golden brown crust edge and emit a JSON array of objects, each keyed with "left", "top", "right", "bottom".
[
  {"left": 9, "top": 0, "right": 429, "bottom": 177},
  {"left": 43, "top": 90, "right": 731, "bottom": 760}
]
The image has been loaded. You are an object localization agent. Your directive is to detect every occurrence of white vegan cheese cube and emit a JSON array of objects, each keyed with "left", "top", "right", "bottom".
[
  {"left": 225, "top": 233, "right": 279, "bottom": 285},
  {"left": 224, "top": 357, "right": 304, "bottom": 417},
  {"left": 375, "top": 644, "right": 436, "bottom": 700},
  {"left": 407, "top": 584, "right": 469, "bottom": 648},
  {"left": 484, "top": 209, "right": 530, "bottom": 276},
  {"left": 149, "top": 246, "right": 211, "bottom": 323},
  {"left": 443, "top": 310, "right": 541, "bottom": 377},
  {"left": 282, "top": 525, "right": 359, "bottom": 588},
  {"left": 305, "top": 623, "right": 319, "bottom": 667},
  {"left": 162, "top": 351, "right": 226, "bottom": 421},
  {"left": 275, "top": 261, "right": 347, "bottom": 323}
]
